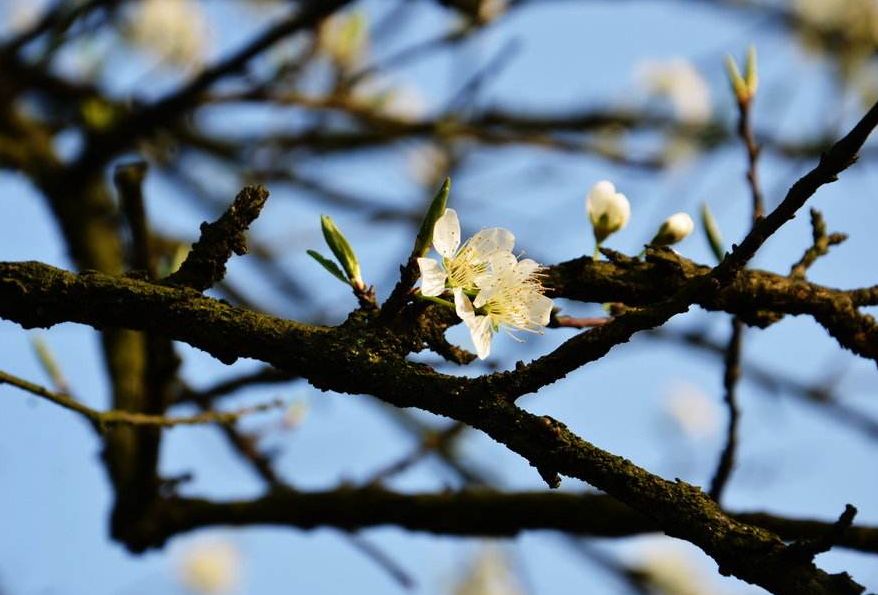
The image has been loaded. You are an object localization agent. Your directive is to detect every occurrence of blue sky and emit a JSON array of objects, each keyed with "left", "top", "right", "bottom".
[{"left": 1, "top": 1, "right": 877, "bottom": 593}]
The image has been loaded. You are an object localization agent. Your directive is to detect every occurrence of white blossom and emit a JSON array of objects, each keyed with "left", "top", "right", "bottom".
[
  {"left": 637, "top": 58, "right": 712, "bottom": 125},
  {"left": 128, "top": 0, "right": 209, "bottom": 67},
  {"left": 177, "top": 539, "right": 240, "bottom": 594},
  {"left": 407, "top": 143, "right": 450, "bottom": 187},
  {"left": 453, "top": 545, "right": 525, "bottom": 595},
  {"left": 317, "top": 10, "right": 368, "bottom": 70},
  {"left": 664, "top": 382, "right": 719, "bottom": 440},
  {"left": 586, "top": 180, "right": 630, "bottom": 244},
  {"left": 353, "top": 80, "right": 429, "bottom": 122},
  {"left": 454, "top": 252, "right": 553, "bottom": 359},
  {"left": 651, "top": 212, "right": 694, "bottom": 247},
  {"left": 417, "top": 208, "right": 514, "bottom": 297},
  {"left": 634, "top": 543, "right": 722, "bottom": 595}
]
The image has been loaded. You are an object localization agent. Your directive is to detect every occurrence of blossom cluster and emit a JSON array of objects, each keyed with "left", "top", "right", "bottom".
[{"left": 417, "top": 209, "right": 553, "bottom": 359}]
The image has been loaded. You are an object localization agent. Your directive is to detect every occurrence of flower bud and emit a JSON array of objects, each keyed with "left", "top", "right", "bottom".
[
  {"left": 725, "top": 45, "right": 758, "bottom": 104},
  {"left": 651, "top": 212, "right": 694, "bottom": 247},
  {"left": 586, "top": 180, "right": 630, "bottom": 244}
]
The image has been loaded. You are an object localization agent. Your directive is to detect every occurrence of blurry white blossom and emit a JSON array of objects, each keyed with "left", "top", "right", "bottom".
[
  {"left": 793, "top": 0, "right": 878, "bottom": 52},
  {"left": 663, "top": 382, "right": 719, "bottom": 440},
  {"left": 5, "top": 2, "right": 42, "bottom": 34},
  {"left": 586, "top": 180, "right": 630, "bottom": 245},
  {"left": 453, "top": 545, "right": 525, "bottom": 595},
  {"left": 650, "top": 212, "right": 694, "bottom": 247},
  {"left": 635, "top": 543, "right": 720, "bottom": 595},
  {"left": 407, "top": 143, "right": 451, "bottom": 187},
  {"left": 352, "top": 78, "right": 429, "bottom": 122},
  {"left": 794, "top": 0, "right": 844, "bottom": 27},
  {"left": 637, "top": 59, "right": 712, "bottom": 125},
  {"left": 282, "top": 400, "right": 309, "bottom": 430},
  {"left": 177, "top": 539, "right": 241, "bottom": 594},
  {"left": 663, "top": 136, "right": 700, "bottom": 167},
  {"left": 127, "top": 0, "right": 210, "bottom": 67},
  {"left": 317, "top": 10, "right": 368, "bottom": 70}
]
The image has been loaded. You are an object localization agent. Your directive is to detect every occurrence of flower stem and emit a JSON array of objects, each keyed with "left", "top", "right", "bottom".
[{"left": 416, "top": 292, "right": 456, "bottom": 309}]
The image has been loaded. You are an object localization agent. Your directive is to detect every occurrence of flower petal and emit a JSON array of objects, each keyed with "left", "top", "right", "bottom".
[
  {"left": 527, "top": 293, "right": 554, "bottom": 327},
  {"left": 468, "top": 227, "right": 515, "bottom": 256},
  {"left": 417, "top": 257, "right": 447, "bottom": 296},
  {"left": 467, "top": 315, "right": 494, "bottom": 359},
  {"left": 432, "top": 208, "right": 460, "bottom": 259},
  {"left": 454, "top": 287, "right": 475, "bottom": 322}
]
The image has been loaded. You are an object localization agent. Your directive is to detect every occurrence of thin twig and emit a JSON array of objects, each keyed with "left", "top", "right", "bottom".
[
  {"left": 709, "top": 317, "right": 743, "bottom": 501},
  {"left": 710, "top": 83, "right": 765, "bottom": 503},
  {"left": 0, "top": 369, "right": 282, "bottom": 429},
  {"left": 790, "top": 209, "right": 848, "bottom": 279},
  {"left": 550, "top": 315, "right": 613, "bottom": 329}
]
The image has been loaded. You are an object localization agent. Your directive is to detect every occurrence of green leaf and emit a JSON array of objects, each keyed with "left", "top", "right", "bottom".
[
  {"left": 320, "top": 215, "right": 362, "bottom": 286},
  {"left": 724, "top": 54, "right": 747, "bottom": 102},
  {"left": 700, "top": 203, "right": 725, "bottom": 263},
  {"left": 307, "top": 249, "right": 352, "bottom": 286},
  {"left": 413, "top": 177, "right": 451, "bottom": 257},
  {"left": 744, "top": 45, "right": 758, "bottom": 97}
]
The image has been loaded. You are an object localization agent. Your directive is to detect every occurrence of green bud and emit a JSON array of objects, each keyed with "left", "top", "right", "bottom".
[
  {"left": 744, "top": 45, "right": 758, "bottom": 98},
  {"left": 724, "top": 54, "right": 748, "bottom": 103},
  {"left": 319, "top": 215, "right": 363, "bottom": 288},
  {"left": 413, "top": 178, "right": 451, "bottom": 258},
  {"left": 700, "top": 203, "right": 725, "bottom": 263},
  {"left": 725, "top": 46, "right": 758, "bottom": 104}
]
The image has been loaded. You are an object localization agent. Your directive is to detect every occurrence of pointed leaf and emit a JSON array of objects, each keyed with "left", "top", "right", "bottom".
[
  {"left": 307, "top": 249, "right": 352, "bottom": 286},
  {"left": 700, "top": 203, "right": 726, "bottom": 263}
]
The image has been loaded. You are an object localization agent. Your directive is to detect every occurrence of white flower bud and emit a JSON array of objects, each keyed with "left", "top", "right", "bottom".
[
  {"left": 651, "top": 212, "right": 694, "bottom": 247},
  {"left": 586, "top": 180, "right": 630, "bottom": 244}
]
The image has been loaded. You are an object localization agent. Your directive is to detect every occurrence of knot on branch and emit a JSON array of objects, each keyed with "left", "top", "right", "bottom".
[
  {"left": 786, "top": 504, "right": 858, "bottom": 562},
  {"left": 164, "top": 185, "right": 269, "bottom": 291}
]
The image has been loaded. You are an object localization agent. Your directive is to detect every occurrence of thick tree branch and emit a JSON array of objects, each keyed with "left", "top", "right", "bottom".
[
  {"left": 548, "top": 252, "right": 878, "bottom": 363},
  {"left": 131, "top": 489, "right": 878, "bottom": 555},
  {"left": 0, "top": 260, "right": 868, "bottom": 593}
]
